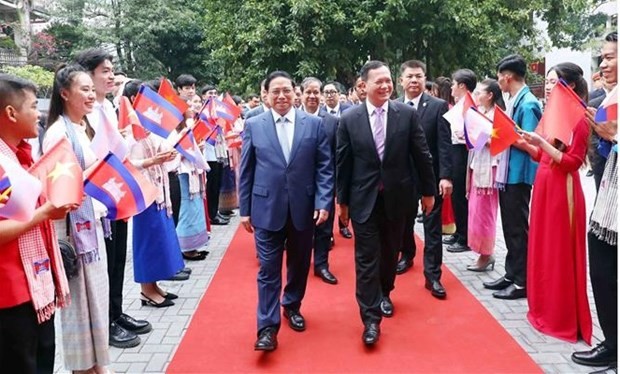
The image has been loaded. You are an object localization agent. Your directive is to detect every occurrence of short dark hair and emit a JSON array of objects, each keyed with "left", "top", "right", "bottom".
[
  {"left": 425, "top": 81, "right": 433, "bottom": 91},
  {"left": 122, "top": 79, "right": 142, "bottom": 100},
  {"left": 322, "top": 81, "right": 340, "bottom": 93},
  {"left": 175, "top": 74, "right": 197, "bottom": 88},
  {"left": 496, "top": 54, "right": 527, "bottom": 78},
  {"left": 605, "top": 31, "right": 617, "bottom": 43},
  {"left": 231, "top": 95, "right": 243, "bottom": 105},
  {"left": 201, "top": 84, "right": 216, "bottom": 95},
  {"left": 360, "top": 60, "right": 389, "bottom": 81},
  {"left": 144, "top": 79, "right": 161, "bottom": 92},
  {"left": 73, "top": 48, "right": 113, "bottom": 73},
  {"left": 452, "top": 69, "right": 477, "bottom": 92},
  {"left": 0, "top": 74, "right": 37, "bottom": 112},
  {"left": 246, "top": 93, "right": 259, "bottom": 101},
  {"left": 264, "top": 71, "right": 295, "bottom": 91},
  {"left": 400, "top": 60, "right": 427, "bottom": 75}
]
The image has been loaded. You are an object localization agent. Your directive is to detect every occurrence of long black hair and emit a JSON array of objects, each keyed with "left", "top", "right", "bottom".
[
  {"left": 480, "top": 78, "right": 506, "bottom": 111},
  {"left": 548, "top": 62, "right": 588, "bottom": 101},
  {"left": 47, "top": 64, "right": 96, "bottom": 139}
]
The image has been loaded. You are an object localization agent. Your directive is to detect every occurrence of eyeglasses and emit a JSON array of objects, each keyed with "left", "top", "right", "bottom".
[{"left": 323, "top": 90, "right": 339, "bottom": 96}]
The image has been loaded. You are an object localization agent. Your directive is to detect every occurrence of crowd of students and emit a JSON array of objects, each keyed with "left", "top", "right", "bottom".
[{"left": 0, "top": 30, "right": 617, "bottom": 373}]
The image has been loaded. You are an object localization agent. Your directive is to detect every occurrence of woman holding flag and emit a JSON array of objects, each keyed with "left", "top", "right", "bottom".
[
  {"left": 520, "top": 62, "right": 592, "bottom": 344},
  {"left": 43, "top": 64, "right": 112, "bottom": 373},
  {"left": 465, "top": 79, "right": 505, "bottom": 271},
  {"left": 122, "top": 80, "right": 186, "bottom": 307}
]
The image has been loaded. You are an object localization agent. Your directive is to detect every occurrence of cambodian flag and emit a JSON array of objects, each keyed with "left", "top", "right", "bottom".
[
  {"left": 0, "top": 154, "right": 42, "bottom": 221},
  {"left": 595, "top": 86, "right": 618, "bottom": 123},
  {"left": 174, "top": 128, "right": 209, "bottom": 170},
  {"left": 84, "top": 152, "right": 158, "bottom": 220},
  {"left": 133, "top": 85, "right": 184, "bottom": 139}
]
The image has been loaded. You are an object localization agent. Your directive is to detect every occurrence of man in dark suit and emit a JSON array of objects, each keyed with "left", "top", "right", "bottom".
[
  {"left": 239, "top": 71, "right": 333, "bottom": 352},
  {"left": 245, "top": 79, "right": 271, "bottom": 120},
  {"left": 337, "top": 61, "right": 436, "bottom": 345},
  {"left": 300, "top": 76, "right": 339, "bottom": 285},
  {"left": 395, "top": 60, "right": 453, "bottom": 299},
  {"left": 321, "top": 82, "right": 352, "bottom": 117},
  {"left": 572, "top": 31, "right": 617, "bottom": 373}
]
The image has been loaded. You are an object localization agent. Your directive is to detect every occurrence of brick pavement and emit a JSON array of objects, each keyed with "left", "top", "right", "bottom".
[{"left": 54, "top": 169, "right": 602, "bottom": 373}]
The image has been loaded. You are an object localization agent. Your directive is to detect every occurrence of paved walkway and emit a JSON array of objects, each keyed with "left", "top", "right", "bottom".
[{"left": 54, "top": 169, "right": 602, "bottom": 373}]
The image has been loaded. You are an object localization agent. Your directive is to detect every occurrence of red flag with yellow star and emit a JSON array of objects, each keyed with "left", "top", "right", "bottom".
[
  {"left": 158, "top": 78, "right": 189, "bottom": 114},
  {"left": 490, "top": 105, "right": 522, "bottom": 156},
  {"left": 29, "top": 138, "right": 83, "bottom": 207}
]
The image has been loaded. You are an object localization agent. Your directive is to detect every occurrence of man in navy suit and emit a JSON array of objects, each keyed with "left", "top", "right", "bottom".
[
  {"left": 300, "top": 76, "right": 339, "bottom": 285},
  {"left": 239, "top": 71, "right": 333, "bottom": 351},
  {"left": 396, "top": 60, "right": 453, "bottom": 300},
  {"left": 337, "top": 61, "right": 436, "bottom": 345},
  {"left": 245, "top": 79, "right": 271, "bottom": 120}
]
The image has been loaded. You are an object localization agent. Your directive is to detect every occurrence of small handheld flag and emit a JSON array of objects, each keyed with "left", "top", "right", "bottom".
[
  {"left": 0, "top": 155, "right": 42, "bottom": 221},
  {"left": 84, "top": 152, "right": 158, "bottom": 220},
  {"left": 29, "top": 138, "right": 83, "bottom": 207},
  {"left": 490, "top": 105, "right": 522, "bottom": 156},
  {"left": 134, "top": 85, "right": 184, "bottom": 139}
]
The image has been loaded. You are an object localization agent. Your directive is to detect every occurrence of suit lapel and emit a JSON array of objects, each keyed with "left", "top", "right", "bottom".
[
  {"left": 359, "top": 102, "right": 381, "bottom": 165},
  {"left": 263, "top": 113, "right": 288, "bottom": 165},
  {"left": 288, "top": 109, "right": 306, "bottom": 165},
  {"left": 416, "top": 93, "right": 429, "bottom": 119},
  {"left": 384, "top": 101, "right": 400, "bottom": 161}
]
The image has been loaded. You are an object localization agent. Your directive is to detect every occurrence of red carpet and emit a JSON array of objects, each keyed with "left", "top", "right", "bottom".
[{"left": 168, "top": 226, "right": 541, "bottom": 373}]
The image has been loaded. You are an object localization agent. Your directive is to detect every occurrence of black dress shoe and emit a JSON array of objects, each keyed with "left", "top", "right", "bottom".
[
  {"left": 180, "top": 267, "right": 192, "bottom": 274},
  {"left": 182, "top": 251, "right": 207, "bottom": 261},
  {"left": 254, "top": 327, "right": 278, "bottom": 351},
  {"left": 339, "top": 226, "right": 352, "bottom": 239},
  {"left": 216, "top": 213, "right": 231, "bottom": 221},
  {"left": 446, "top": 242, "right": 471, "bottom": 253},
  {"left": 362, "top": 323, "right": 380, "bottom": 345},
  {"left": 116, "top": 313, "right": 152, "bottom": 334},
  {"left": 167, "top": 270, "right": 190, "bottom": 281},
  {"left": 210, "top": 217, "right": 229, "bottom": 225},
  {"left": 442, "top": 234, "right": 458, "bottom": 245},
  {"left": 380, "top": 296, "right": 393, "bottom": 317},
  {"left": 219, "top": 210, "right": 236, "bottom": 217},
  {"left": 483, "top": 277, "right": 513, "bottom": 290},
  {"left": 493, "top": 284, "right": 526, "bottom": 300},
  {"left": 396, "top": 257, "right": 413, "bottom": 275},
  {"left": 283, "top": 308, "right": 306, "bottom": 332},
  {"left": 572, "top": 344, "right": 617, "bottom": 367},
  {"left": 109, "top": 322, "right": 141, "bottom": 348},
  {"left": 425, "top": 279, "right": 447, "bottom": 299},
  {"left": 314, "top": 268, "right": 338, "bottom": 284},
  {"left": 589, "top": 365, "right": 618, "bottom": 374}
]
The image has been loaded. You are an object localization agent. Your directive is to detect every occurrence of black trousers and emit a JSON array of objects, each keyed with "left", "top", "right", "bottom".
[
  {"left": 400, "top": 211, "right": 418, "bottom": 261},
  {"left": 104, "top": 219, "right": 128, "bottom": 322},
  {"left": 588, "top": 232, "right": 617, "bottom": 351},
  {"left": 352, "top": 193, "right": 405, "bottom": 324},
  {"left": 313, "top": 204, "right": 334, "bottom": 271},
  {"left": 498, "top": 183, "right": 532, "bottom": 287},
  {"left": 422, "top": 194, "right": 444, "bottom": 281},
  {"left": 450, "top": 144, "right": 469, "bottom": 244},
  {"left": 206, "top": 161, "right": 224, "bottom": 220},
  {"left": 0, "top": 303, "right": 55, "bottom": 374},
  {"left": 168, "top": 172, "right": 181, "bottom": 226}
]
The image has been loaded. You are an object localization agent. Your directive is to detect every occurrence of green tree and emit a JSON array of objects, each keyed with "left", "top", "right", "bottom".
[
  {"left": 201, "top": 0, "right": 609, "bottom": 93},
  {"left": 1, "top": 65, "right": 54, "bottom": 97}
]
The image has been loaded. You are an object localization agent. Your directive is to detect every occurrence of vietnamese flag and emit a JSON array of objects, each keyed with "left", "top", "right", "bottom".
[
  {"left": 193, "top": 118, "right": 219, "bottom": 145},
  {"left": 490, "top": 105, "right": 522, "bottom": 156},
  {"left": 133, "top": 85, "right": 184, "bottom": 139},
  {"left": 84, "top": 152, "right": 158, "bottom": 220},
  {"left": 0, "top": 154, "right": 42, "bottom": 221},
  {"left": 158, "top": 78, "right": 189, "bottom": 114},
  {"left": 29, "top": 138, "right": 83, "bottom": 207},
  {"left": 537, "top": 80, "right": 586, "bottom": 146},
  {"left": 119, "top": 96, "right": 147, "bottom": 140}
]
